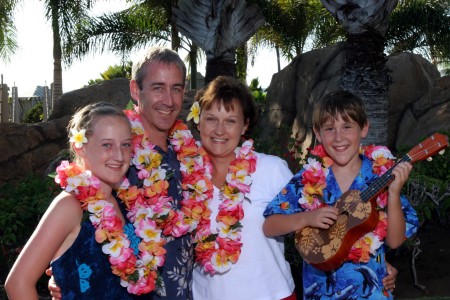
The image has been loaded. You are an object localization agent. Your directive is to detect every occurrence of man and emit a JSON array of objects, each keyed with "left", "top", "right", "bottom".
[{"left": 49, "top": 47, "right": 194, "bottom": 299}]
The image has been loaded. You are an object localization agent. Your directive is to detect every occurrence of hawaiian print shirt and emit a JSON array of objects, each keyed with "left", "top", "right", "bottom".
[
  {"left": 264, "top": 155, "right": 419, "bottom": 299},
  {"left": 121, "top": 142, "right": 193, "bottom": 300}
]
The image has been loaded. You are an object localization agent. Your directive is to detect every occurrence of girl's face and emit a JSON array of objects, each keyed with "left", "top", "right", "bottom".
[
  {"left": 314, "top": 114, "right": 368, "bottom": 169},
  {"left": 198, "top": 99, "right": 248, "bottom": 162},
  {"left": 78, "top": 116, "right": 132, "bottom": 188}
]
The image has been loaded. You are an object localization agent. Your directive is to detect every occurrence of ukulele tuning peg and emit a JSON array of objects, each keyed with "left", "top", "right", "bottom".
[
  {"left": 427, "top": 157, "right": 433, "bottom": 162},
  {"left": 439, "top": 149, "right": 445, "bottom": 155}
]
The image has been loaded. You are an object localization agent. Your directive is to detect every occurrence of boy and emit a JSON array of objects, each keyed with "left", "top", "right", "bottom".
[{"left": 263, "top": 91, "right": 418, "bottom": 299}]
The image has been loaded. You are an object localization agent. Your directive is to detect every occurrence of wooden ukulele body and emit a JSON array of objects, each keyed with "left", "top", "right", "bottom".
[{"left": 295, "top": 190, "right": 379, "bottom": 271}]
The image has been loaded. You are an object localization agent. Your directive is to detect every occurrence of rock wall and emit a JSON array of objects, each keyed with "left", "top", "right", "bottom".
[
  {"left": 0, "top": 78, "right": 132, "bottom": 185},
  {"left": 0, "top": 116, "right": 69, "bottom": 184},
  {"left": 258, "top": 43, "right": 450, "bottom": 157}
]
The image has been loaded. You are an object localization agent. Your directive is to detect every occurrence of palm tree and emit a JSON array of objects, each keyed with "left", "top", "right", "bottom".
[
  {"left": 386, "top": 0, "right": 450, "bottom": 70},
  {"left": 0, "top": 0, "right": 18, "bottom": 62},
  {"left": 64, "top": 1, "right": 207, "bottom": 89},
  {"left": 42, "top": 0, "right": 95, "bottom": 103},
  {"left": 319, "top": 0, "right": 399, "bottom": 145},
  {"left": 172, "top": 0, "right": 265, "bottom": 84}
]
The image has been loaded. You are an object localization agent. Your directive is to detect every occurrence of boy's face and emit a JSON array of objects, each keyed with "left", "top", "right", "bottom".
[{"left": 314, "top": 114, "right": 368, "bottom": 169}]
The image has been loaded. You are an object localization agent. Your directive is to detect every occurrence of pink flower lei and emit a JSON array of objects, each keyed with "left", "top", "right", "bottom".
[
  {"left": 301, "top": 144, "right": 396, "bottom": 264},
  {"left": 194, "top": 139, "right": 257, "bottom": 274},
  {"left": 55, "top": 161, "right": 161, "bottom": 295},
  {"left": 112, "top": 109, "right": 214, "bottom": 293}
]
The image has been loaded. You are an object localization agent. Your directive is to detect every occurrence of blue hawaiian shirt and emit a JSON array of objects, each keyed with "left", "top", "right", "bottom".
[
  {"left": 119, "top": 142, "right": 193, "bottom": 300},
  {"left": 264, "top": 155, "right": 419, "bottom": 299}
]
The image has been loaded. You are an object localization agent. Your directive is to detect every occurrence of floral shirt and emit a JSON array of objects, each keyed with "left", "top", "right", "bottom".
[
  {"left": 120, "top": 143, "right": 193, "bottom": 300},
  {"left": 264, "top": 155, "right": 419, "bottom": 299}
]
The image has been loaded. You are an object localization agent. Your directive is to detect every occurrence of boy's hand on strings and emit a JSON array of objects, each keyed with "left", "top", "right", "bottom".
[{"left": 388, "top": 162, "right": 412, "bottom": 195}]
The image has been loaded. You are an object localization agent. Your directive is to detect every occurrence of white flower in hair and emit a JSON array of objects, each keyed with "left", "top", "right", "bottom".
[{"left": 69, "top": 129, "right": 88, "bottom": 149}]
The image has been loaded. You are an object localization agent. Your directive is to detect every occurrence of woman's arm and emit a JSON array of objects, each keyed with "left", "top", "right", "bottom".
[{"left": 5, "top": 192, "right": 82, "bottom": 299}]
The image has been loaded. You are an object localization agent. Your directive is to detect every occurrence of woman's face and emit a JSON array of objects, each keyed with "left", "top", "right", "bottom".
[{"left": 198, "top": 99, "right": 248, "bottom": 161}]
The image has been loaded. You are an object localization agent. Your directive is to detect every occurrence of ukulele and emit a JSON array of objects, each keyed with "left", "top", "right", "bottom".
[{"left": 295, "top": 133, "right": 448, "bottom": 272}]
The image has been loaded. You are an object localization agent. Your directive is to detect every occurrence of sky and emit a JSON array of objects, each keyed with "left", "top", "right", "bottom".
[{"left": 0, "top": 0, "right": 289, "bottom": 97}]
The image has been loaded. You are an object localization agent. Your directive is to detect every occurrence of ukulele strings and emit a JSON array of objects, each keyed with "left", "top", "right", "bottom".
[
  {"left": 333, "top": 141, "right": 441, "bottom": 214},
  {"left": 311, "top": 138, "right": 445, "bottom": 247}
]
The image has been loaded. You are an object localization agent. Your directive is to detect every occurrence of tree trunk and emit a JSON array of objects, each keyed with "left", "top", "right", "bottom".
[
  {"left": 236, "top": 44, "right": 248, "bottom": 82},
  {"left": 51, "top": 5, "right": 63, "bottom": 102},
  {"left": 340, "top": 32, "right": 389, "bottom": 146},
  {"left": 189, "top": 44, "right": 198, "bottom": 89},
  {"left": 205, "top": 55, "right": 236, "bottom": 85}
]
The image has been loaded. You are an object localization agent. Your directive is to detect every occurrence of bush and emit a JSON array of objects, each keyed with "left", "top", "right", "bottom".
[
  {"left": 0, "top": 175, "right": 58, "bottom": 297},
  {"left": 23, "top": 102, "right": 44, "bottom": 123}
]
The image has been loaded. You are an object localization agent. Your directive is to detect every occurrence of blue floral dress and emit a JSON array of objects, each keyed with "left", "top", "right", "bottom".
[
  {"left": 123, "top": 143, "right": 193, "bottom": 300},
  {"left": 51, "top": 218, "right": 134, "bottom": 300},
  {"left": 264, "top": 155, "right": 419, "bottom": 300}
]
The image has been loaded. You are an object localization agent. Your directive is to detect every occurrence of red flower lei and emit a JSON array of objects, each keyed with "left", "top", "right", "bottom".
[{"left": 193, "top": 139, "right": 257, "bottom": 274}]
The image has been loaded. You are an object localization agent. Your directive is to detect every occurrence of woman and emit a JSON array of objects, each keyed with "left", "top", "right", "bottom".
[
  {"left": 6, "top": 102, "right": 134, "bottom": 299},
  {"left": 188, "top": 76, "right": 398, "bottom": 299},
  {"left": 188, "top": 76, "right": 297, "bottom": 299}
]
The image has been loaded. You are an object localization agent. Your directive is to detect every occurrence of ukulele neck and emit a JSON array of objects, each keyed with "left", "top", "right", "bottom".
[{"left": 360, "top": 155, "right": 411, "bottom": 202}]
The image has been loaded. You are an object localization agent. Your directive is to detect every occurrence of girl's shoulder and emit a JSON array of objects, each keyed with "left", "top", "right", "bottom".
[{"left": 48, "top": 191, "right": 84, "bottom": 219}]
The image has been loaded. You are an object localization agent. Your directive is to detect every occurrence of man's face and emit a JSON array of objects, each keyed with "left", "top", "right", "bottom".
[{"left": 130, "top": 61, "right": 185, "bottom": 136}]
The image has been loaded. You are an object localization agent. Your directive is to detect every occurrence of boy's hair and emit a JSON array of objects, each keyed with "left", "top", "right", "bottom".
[
  {"left": 313, "top": 91, "right": 368, "bottom": 130},
  {"left": 131, "top": 47, "right": 186, "bottom": 90},
  {"left": 194, "top": 75, "right": 257, "bottom": 137},
  {"left": 67, "top": 102, "right": 130, "bottom": 160}
]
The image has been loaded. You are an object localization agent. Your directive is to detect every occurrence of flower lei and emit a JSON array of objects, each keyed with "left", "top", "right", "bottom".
[
  {"left": 193, "top": 139, "right": 257, "bottom": 274},
  {"left": 300, "top": 144, "right": 395, "bottom": 263},
  {"left": 109, "top": 109, "right": 214, "bottom": 293},
  {"left": 55, "top": 162, "right": 162, "bottom": 295}
]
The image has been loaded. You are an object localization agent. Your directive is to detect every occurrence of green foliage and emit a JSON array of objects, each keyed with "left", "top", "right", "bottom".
[
  {"left": 23, "top": 102, "right": 43, "bottom": 123},
  {"left": 87, "top": 61, "right": 132, "bottom": 86},
  {"left": 387, "top": 0, "right": 450, "bottom": 66},
  {"left": 248, "top": 78, "right": 266, "bottom": 103},
  {"left": 399, "top": 132, "right": 450, "bottom": 225},
  {"left": 398, "top": 132, "right": 450, "bottom": 182},
  {"left": 0, "top": 175, "right": 58, "bottom": 282}
]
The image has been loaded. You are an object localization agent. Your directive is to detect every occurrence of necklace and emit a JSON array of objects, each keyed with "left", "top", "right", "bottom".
[
  {"left": 193, "top": 139, "right": 257, "bottom": 274},
  {"left": 301, "top": 144, "right": 395, "bottom": 263}
]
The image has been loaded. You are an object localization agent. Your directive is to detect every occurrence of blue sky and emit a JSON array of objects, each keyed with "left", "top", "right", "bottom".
[{"left": 0, "top": 0, "right": 287, "bottom": 96}]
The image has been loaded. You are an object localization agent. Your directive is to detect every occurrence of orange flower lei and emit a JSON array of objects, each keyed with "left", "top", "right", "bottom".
[
  {"left": 302, "top": 144, "right": 395, "bottom": 263},
  {"left": 55, "top": 162, "right": 161, "bottom": 295},
  {"left": 193, "top": 139, "right": 257, "bottom": 274}
]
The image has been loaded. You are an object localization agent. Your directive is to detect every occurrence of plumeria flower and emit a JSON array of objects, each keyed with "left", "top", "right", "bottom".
[
  {"left": 187, "top": 102, "right": 201, "bottom": 124},
  {"left": 69, "top": 128, "right": 88, "bottom": 149}
]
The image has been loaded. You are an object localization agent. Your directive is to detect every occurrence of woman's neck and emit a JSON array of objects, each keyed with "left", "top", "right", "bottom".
[{"left": 209, "top": 154, "right": 235, "bottom": 188}]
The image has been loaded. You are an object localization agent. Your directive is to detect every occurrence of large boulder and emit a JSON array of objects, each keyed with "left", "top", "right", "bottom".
[
  {"left": 258, "top": 43, "right": 449, "bottom": 158},
  {"left": 0, "top": 116, "right": 69, "bottom": 184},
  {"left": 49, "top": 78, "right": 131, "bottom": 120},
  {"left": 0, "top": 78, "right": 131, "bottom": 185}
]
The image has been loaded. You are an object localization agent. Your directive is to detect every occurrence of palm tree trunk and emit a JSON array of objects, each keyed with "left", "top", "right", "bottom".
[
  {"left": 189, "top": 44, "right": 198, "bottom": 89},
  {"left": 276, "top": 46, "right": 281, "bottom": 72},
  {"left": 236, "top": 44, "right": 248, "bottom": 82},
  {"left": 205, "top": 54, "right": 236, "bottom": 85},
  {"left": 341, "top": 32, "right": 389, "bottom": 145},
  {"left": 51, "top": 4, "right": 63, "bottom": 102}
]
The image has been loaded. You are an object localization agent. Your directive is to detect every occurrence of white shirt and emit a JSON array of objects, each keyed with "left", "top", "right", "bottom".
[{"left": 193, "top": 152, "right": 295, "bottom": 300}]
